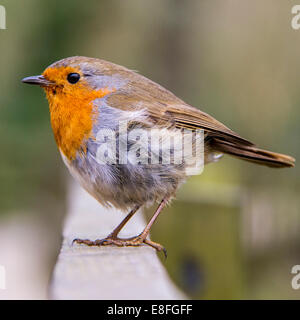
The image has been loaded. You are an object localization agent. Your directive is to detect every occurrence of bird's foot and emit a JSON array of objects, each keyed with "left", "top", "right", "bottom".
[{"left": 72, "top": 235, "right": 167, "bottom": 257}]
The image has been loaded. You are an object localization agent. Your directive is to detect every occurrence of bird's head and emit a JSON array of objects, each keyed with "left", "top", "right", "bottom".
[
  {"left": 21, "top": 56, "right": 126, "bottom": 101},
  {"left": 22, "top": 56, "right": 126, "bottom": 159}
]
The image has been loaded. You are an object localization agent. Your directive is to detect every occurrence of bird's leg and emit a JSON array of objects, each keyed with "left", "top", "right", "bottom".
[
  {"left": 73, "top": 198, "right": 169, "bottom": 256},
  {"left": 107, "top": 205, "right": 140, "bottom": 238},
  {"left": 73, "top": 205, "right": 140, "bottom": 244}
]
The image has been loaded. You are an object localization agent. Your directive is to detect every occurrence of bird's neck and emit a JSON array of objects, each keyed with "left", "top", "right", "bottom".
[{"left": 45, "top": 86, "right": 112, "bottom": 160}]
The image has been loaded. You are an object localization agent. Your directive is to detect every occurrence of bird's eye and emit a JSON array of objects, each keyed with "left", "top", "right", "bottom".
[{"left": 67, "top": 73, "right": 80, "bottom": 84}]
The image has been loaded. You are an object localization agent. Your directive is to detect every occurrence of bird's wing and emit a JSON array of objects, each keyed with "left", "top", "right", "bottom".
[
  {"left": 105, "top": 75, "right": 253, "bottom": 146},
  {"left": 153, "top": 103, "right": 253, "bottom": 146}
]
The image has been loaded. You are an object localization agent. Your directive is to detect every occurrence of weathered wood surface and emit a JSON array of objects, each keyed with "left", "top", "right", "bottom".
[{"left": 49, "top": 182, "right": 186, "bottom": 300}]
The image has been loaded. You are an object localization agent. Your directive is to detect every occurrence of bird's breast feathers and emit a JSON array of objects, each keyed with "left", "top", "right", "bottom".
[{"left": 44, "top": 77, "right": 116, "bottom": 160}]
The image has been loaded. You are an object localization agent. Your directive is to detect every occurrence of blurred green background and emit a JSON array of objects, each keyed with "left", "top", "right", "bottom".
[{"left": 0, "top": 0, "right": 300, "bottom": 299}]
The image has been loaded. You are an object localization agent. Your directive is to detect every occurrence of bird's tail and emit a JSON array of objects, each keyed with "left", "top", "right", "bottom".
[{"left": 210, "top": 137, "right": 295, "bottom": 168}]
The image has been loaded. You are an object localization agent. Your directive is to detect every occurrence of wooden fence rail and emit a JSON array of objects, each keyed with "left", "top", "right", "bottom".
[{"left": 49, "top": 182, "right": 186, "bottom": 300}]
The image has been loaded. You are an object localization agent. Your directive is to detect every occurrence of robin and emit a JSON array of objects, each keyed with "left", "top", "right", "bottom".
[{"left": 22, "top": 56, "right": 295, "bottom": 255}]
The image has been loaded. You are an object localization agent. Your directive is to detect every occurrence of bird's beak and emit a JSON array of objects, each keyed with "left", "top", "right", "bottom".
[{"left": 22, "top": 75, "right": 55, "bottom": 87}]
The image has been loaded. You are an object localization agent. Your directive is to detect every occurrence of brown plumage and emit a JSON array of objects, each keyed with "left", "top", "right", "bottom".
[
  {"left": 104, "top": 58, "right": 294, "bottom": 168},
  {"left": 210, "top": 137, "right": 294, "bottom": 168}
]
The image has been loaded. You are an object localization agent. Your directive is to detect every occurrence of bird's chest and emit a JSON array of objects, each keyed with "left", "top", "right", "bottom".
[{"left": 48, "top": 92, "right": 97, "bottom": 160}]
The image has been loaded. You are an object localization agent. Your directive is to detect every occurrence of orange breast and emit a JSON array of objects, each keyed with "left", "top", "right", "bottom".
[{"left": 45, "top": 83, "right": 114, "bottom": 160}]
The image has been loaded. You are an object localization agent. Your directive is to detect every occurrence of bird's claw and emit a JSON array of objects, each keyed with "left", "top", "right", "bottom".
[{"left": 72, "top": 235, "right": 167, "bottom": 257}]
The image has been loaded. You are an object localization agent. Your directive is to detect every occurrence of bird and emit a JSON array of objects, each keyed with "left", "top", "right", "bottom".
[{"left": 22, "top": 56, "right": 295, "bottom": 255}]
